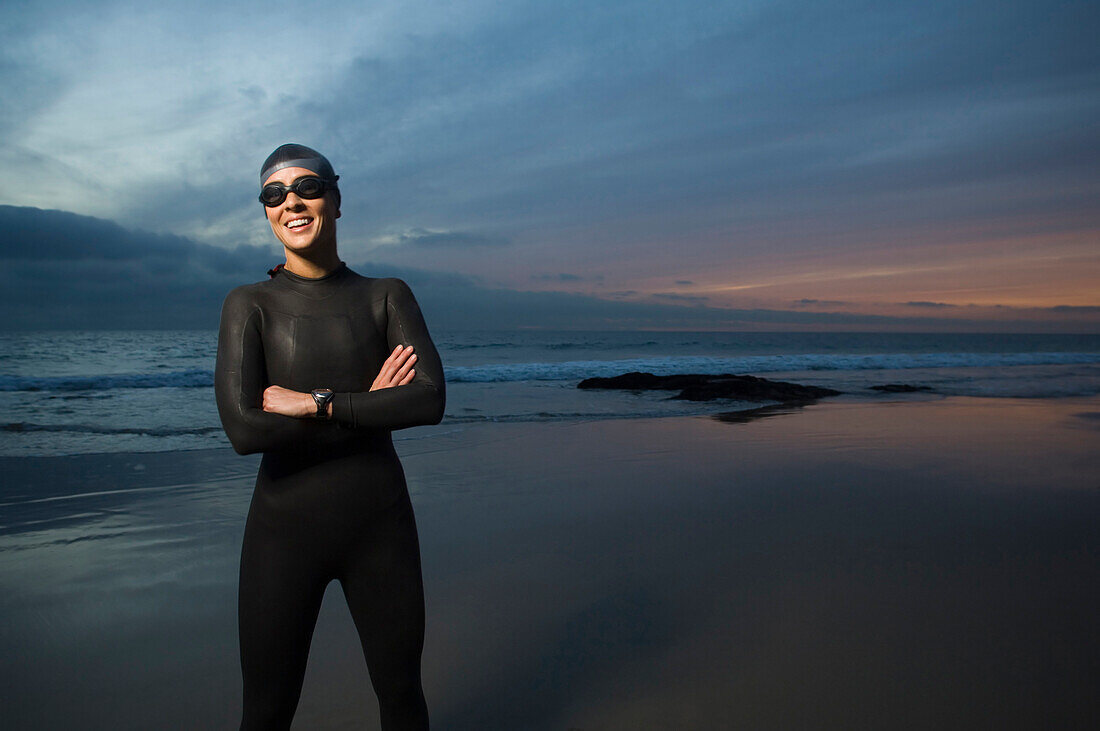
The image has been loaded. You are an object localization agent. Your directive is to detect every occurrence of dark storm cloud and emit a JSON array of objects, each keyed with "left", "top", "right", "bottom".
[
  {"left": 3, "top": 205, "right": 1047, "bottom": 332},
  {"left": 4, "top": 206, "right": 202, "bottom": 261},
  {"left": 0, "top": 206, "right": 273, "bottom": 329}
]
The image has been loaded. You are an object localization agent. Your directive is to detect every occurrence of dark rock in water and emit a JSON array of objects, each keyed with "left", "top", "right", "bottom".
[
  {"left": 577, "top": 371, "right": 841, "bottom": 403},
  {"left": 673, "top": 375, "right": 841, "bottom": 402},
  {"left": 870, "top": 383, "right": 933, "bottom": 393},
  {"left": 578, "top": 372, "right": 715, "bottom": 391}
]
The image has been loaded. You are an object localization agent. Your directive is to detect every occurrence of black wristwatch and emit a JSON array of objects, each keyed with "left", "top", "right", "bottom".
[{"left": 310, "top": 388, "right": 334, "bottom": 419}]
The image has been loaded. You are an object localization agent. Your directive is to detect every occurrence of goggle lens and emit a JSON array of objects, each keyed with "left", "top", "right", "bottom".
[{"left": 259, "top": 177, "right": 333, "bottom": 206}]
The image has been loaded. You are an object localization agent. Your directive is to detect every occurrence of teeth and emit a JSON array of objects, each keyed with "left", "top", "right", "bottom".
[{"left": 286, "top": 218, "right": 311, "bottom": 229}]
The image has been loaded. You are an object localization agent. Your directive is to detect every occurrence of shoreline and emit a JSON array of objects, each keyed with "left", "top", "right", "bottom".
[{"left": 0, "top": 388, "right": 1094, "bottom": 462}]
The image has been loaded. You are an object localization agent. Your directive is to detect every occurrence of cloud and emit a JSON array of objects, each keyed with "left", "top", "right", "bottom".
[
  {"left": 902, "top": 301, "right": 959, "bottom": 309},
  {"left": 1, "top": 1, "right": 1096, "bottom": 332},
  {"left": 0, "top": 205, "right": 274, "bottom": 330},
  {"left": 238, "top": 86, "right": 266, "bottom": 105},
  {"left": 651, "top": 293, "right": 710, "bottom": 305},
  {"left": 381, "top": 228, "right": 512, "bottom": 248},
  {"left": 1050, "top": 305, "right": 1100, "bottom": 314},
  {"left": 0, "top": 0, "right": 1096, "bottom": 309},
  {"left": 13, "top": 206, "right": 1095, "bottom": 333}
]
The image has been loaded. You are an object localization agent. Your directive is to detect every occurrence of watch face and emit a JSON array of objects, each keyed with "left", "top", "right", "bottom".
[{"left": 311, "top": 389, "right": 333, "bottom": 418}]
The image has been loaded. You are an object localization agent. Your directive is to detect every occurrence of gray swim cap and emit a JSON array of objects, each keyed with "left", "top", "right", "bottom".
[{"left": 260, "top": 143, "right": 338, "bottom": 186}]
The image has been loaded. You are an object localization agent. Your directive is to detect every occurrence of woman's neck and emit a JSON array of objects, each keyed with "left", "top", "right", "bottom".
[{"left": 282, "top": 248, "right": 342, "bottom": 279}]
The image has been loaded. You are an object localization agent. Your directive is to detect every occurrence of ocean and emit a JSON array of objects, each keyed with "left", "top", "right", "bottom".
[{"left": 2, "top": 329, "right": 1099, "bottom": 456}]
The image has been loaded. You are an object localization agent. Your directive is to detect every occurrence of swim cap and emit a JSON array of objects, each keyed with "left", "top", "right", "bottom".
[{"left": 260, "top": 143, "right": 338, "bottom": 186}]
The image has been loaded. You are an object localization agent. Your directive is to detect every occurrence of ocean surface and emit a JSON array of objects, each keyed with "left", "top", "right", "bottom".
[{"left": 2, "top": 329, "right": 1099, "bottom": 456}]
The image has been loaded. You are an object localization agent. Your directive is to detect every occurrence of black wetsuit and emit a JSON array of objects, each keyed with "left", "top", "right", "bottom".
[{"left": 214, "top": 262, "right": 444, "bottom": 730}]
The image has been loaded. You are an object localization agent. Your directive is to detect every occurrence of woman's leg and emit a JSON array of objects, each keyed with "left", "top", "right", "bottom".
[
  {"left": 339, "top": 489, "right": 430, "bottom": 731},
  {"left": 238, "top": 510, "right": 328, "bottom": 731}
]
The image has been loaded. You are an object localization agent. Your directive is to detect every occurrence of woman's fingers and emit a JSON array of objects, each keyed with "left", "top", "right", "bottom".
[
  {"left": 392, "top": 353, "right": 417, "bottom": 382},
  {"left": 378, "top": 346, "right": 410, "bottom": 377},
  {"left": 371, "top": 345, "right": 416, "bottom": 390},
  {"left": 386, "top": 346, "right": 415, "bottom": 380},
  {"left": 378, "top": 345, "right": 405, "bottom": 375},
  {"left": 262, "top": 384, "right": 288, "bottom": 409}
]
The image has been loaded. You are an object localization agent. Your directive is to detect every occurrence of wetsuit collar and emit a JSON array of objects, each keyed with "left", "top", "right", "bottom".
[
  {"left": 278, "top": 261, "right": 348, "bottom": 282},
  {"left": 273, "top": 261, "right": 351, "bottom": 298}
]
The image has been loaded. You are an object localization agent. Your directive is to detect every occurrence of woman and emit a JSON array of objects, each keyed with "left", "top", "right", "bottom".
[{"left": 215, "top": 143, "right": 444, "bottom": 730}]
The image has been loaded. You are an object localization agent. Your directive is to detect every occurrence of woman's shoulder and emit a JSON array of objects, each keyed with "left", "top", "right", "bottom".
[
  {"left": 344, "top": 271, "right": 417, "bottom": 298},
  {"left": 220, "top": 278, "right": 276, "bottom": 311}
]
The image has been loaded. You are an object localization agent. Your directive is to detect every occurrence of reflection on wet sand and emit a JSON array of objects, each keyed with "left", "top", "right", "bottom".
[{"left": 713, "top": 402, "right": 813, "bottom": 423}]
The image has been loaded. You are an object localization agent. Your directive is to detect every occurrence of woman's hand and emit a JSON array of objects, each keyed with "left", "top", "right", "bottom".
[
  {"left": 371, "top": 345, "right": 417, "bottom": 391},
  {"left": 262, "top": 385, "right": 317, "bottom": 418}
]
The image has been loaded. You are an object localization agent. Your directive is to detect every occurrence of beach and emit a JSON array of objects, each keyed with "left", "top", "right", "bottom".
[{"left": 2, "top": 394, "right": 1098, "bottom": 729}]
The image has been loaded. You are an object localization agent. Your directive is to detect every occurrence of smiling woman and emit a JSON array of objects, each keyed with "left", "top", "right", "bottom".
[
  {"left": 261, "top": 166, "right": 341, "bottom": 266},
  {"left": 215, "top": 143, "right": 445, "bottom": 730}
]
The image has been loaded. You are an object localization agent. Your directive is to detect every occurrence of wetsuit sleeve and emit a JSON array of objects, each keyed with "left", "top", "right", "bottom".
[
  {"left": 329, "top": 279, "right": 446, "bottom": 431},
  {"left": 215, "top": 288, "right": 340, "bottom": 455}
]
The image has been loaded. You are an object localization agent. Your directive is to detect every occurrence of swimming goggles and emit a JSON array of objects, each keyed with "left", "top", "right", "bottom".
[{"left": 259, "top": 176, "right": 339, "bottom": 207}]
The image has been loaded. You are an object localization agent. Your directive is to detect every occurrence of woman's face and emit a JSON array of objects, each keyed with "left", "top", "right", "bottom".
[{"left": 262, "top": 166, "right": 340, "bottom": 256}]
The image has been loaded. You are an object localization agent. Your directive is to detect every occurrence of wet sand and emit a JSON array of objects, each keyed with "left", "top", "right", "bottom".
[{"left": 2, "top": 396, "right": 1099, "bottom": 729}]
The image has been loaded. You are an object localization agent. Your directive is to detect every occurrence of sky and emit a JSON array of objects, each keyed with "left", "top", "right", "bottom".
[{"left": 1, "top": 0, "right": 1097, "bottom": 331}]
